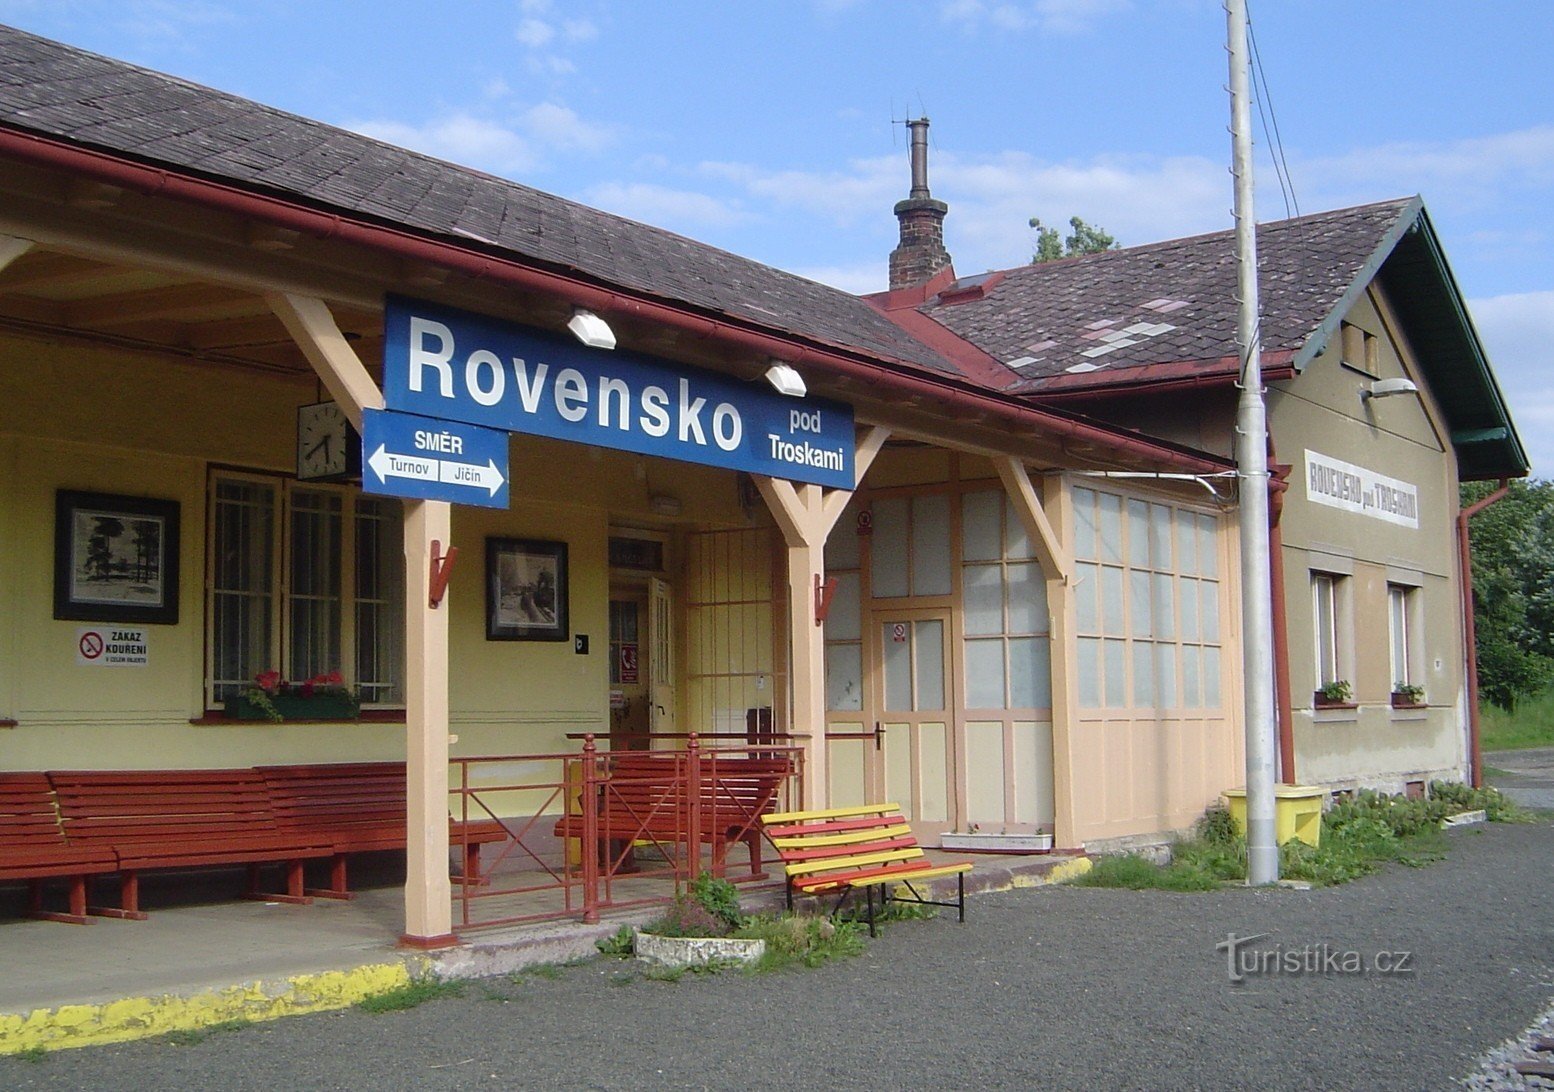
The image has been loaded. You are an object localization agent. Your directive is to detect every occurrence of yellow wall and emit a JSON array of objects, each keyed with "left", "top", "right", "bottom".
[
  {"left": 1272, "top": 288, "right": 1464, "bottom": 787},
  {"left": 0, "top": 332, "right": 757, "bottom": 775}
]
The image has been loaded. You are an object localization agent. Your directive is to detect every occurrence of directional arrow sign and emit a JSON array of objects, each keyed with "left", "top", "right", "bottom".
[{"left": 361, "top": 408, "right": 510, "bottom": 509}]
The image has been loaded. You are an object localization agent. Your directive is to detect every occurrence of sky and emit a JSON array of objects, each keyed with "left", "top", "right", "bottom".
[{"left": 3, "top": 0, "right": 1551, "bottom": 474}]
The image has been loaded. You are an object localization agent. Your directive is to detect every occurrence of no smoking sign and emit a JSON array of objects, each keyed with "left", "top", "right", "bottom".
[{"left": 76, "top": 627, "right": 149, "bottom": 667}]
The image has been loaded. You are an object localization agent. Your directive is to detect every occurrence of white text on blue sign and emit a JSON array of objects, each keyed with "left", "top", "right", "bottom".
[{"left": 382, "top": 296, "right": 855, "bottom": 489}]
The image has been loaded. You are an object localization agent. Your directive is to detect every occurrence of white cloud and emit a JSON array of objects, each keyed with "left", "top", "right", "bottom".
[
  {"left": 789, "top": 261, "right": 886, "bottom": 295},
  {"left": 522, "top": 102, "right": 613, "bottom": 153},
  {"left": 1467, "top": 290, "right": 1554, "bottom": 478},
  {"left": 939, "top": 0, "right": 1131, "bottom": 34},
  {"left": 515, "top": 17, "right": 554, "bottom": 47},
  {"left": 562, "top": 18, "right": 597, "bottom": 41},
  {"left": 349, "top": 113, "right": 537, "bottom": 175},
  {"left": 584, "top": 182, "right": 752, "bottom": 232}
]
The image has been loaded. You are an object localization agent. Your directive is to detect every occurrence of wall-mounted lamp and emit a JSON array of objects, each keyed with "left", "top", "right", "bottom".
[
  {"left": 567, "top": 308, "right": 616, "bottom": 350},
  {"left": 765, "top": 361, "right": 807, "bottom": 398},
  {"left": 1360, "top": 377, "right": 1419, "bottom": 402}
]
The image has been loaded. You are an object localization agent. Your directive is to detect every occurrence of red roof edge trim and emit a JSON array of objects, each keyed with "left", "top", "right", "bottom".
[
  {"left": 865, "top": 300, "right": 1020, "bottom": 390},
  {"left": 1020, "top": 352, "right": 1298, "bottom": 401}
]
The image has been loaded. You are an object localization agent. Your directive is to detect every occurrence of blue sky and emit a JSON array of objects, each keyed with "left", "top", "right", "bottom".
[{"left": 4, "top": 0, "right": 1551, "bottom": 473}]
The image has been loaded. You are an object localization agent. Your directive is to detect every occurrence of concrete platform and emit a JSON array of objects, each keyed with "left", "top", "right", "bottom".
[{"left": 0, "top": 848, "right": 1085, "bottom": 1054}]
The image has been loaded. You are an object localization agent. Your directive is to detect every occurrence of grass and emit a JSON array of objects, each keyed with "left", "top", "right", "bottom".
[
  {"left": 355, "top": 978, "right": 464, "bottom": 1014},
  {"left": 1481, "top": 690, "right": 1554, "bottom": 751},
  {"left": 1070, "top": 783, "right": 1525, "bottom": 892},
  {"left": 13, "top": 1046, "right": 48, "bottom": 1063}
]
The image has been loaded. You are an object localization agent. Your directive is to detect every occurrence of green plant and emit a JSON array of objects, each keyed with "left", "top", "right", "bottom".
[
  {"left": 689, "top": 871, "right": 745, "bottom": 931},
  {"left": 14, "top": 1045, "right": 47, "bottom": 1063},
  {"left": 1393, "top": 681, "right": 1426, "bottom": 704},
  {"left": 595, "top": 925, "right": 635, "bottom": 958},
  {"left": 735, "top": 913, "right": 867, "bottom": 971},
  {"left": 240, "top": 668, "right": 359, "bottom": 722},
  {"left": 1317, "top": 679, "right": 1353, "bottom": 704},
  {"left": 356, "top": 978, "right": 464, "bottom": 1013},
  {"left": 645, "top": 871, "right": 748, "bottom": 938}
]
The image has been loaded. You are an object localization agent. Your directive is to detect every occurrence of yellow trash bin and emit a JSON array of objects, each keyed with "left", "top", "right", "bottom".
[{"left": 1221, "top": 784, "right": 1324, "bottom": 847}]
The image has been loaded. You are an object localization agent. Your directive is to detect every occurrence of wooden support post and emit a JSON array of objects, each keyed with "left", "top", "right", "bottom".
[
  {"left": 995, "top": 458, "right": 1080, "bottom": 851},
  {"left": 757, "top": 426, "right": 890, "bottom": 809},
  {"left": 401, "top": 499, "right": 457, "bottom": 948},
  {"left": 264, "top": 292, "right": 384, "bottom": 428}
]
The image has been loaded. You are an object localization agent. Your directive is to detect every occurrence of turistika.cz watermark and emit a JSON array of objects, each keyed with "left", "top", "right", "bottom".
[{"left": 1216, "top": 932, "right": 1414, "bottom": 983}]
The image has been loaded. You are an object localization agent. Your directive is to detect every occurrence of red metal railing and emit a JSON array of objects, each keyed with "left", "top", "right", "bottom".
[{"left": 449, "top": 734, "right": 803, "bottom": 934}]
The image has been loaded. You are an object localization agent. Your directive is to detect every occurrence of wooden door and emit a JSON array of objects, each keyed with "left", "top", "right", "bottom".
[{"left": 875, "top": 609, "right": 956, "bottom": 838}]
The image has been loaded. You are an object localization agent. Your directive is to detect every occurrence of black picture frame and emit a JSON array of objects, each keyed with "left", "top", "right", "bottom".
[
  {"left": 54, "top": 490, "right": 180, "bottom": 625},
  {"left": 486, "top": 537, "right": 568, "bottom": 641}
]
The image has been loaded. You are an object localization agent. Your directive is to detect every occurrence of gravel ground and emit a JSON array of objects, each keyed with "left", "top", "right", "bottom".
[{"left": 5, "top": 819, "right": 1553, "bottom": 1091}]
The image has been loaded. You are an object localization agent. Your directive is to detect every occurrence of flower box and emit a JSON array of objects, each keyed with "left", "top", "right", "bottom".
[
  {"left": 1390, "top": 692, "right": 1427, "bottom": 709},
  {"left": 224, "top": 691, "right": 359, "bottom": 722}
]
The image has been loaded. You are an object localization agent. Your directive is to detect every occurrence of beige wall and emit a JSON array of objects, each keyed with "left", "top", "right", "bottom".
[
  {"left": 0, "top": 333, "right": 756, "bottom": 773},
  {"left": 1272, "top": 287, "right": 1465, "bottom": 788}
]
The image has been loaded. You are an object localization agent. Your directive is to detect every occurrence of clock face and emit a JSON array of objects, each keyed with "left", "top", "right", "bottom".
[{"left": 296, "top": 401, "right": 357, "bottom": 481}]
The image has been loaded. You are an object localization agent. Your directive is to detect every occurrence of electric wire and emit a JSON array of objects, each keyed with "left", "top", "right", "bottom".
[{"left": 1246, "top": 5, "right": 1300, "bottom": 218}]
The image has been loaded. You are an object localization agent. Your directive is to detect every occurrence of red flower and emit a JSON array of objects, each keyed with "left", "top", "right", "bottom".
[{"left": 254, "top": 670, "right": 283, "bottom": 694}]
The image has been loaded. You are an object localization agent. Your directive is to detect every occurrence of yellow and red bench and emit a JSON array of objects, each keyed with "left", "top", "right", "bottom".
[{"left": 760, "top": 802, "right": 973, "bottom": 936}]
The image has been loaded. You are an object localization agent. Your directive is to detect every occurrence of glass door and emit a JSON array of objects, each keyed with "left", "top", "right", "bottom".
[{"left": 877, "top": 610, "right": 956, "bottom": 837}]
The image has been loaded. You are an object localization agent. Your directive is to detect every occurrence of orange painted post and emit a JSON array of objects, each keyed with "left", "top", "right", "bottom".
[
  {"left": 581, "top": 734, "right": 600, "bottom": 924},
  {"left": 687, "top": 732, "right": 703, "bottom": 881}
]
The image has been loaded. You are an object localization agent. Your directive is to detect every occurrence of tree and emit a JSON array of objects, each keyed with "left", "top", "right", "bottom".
[
  {"left": 1029, "top": 215, "right": 1119, "bottom": 263},
  {"left": 1463, "top": 479, "right": 1554, "bottom": 708}
]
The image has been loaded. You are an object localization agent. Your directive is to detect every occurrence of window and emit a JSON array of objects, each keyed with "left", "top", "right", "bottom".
[
  {"left": 869, "top": 494, "right": 952, "bottom": 598},
  {"left": 208, "top": 472, "right": 404, "bottom": 706},
  {"left": 823, "top": 497, "right": 865, "bottom": 711},
  {"left": 1312, "top": 571, "right": 1349, "bottom": 690},
  {"left": 1388, "top": 583, "right": 1419, "bottom": 689},
  {"left": 1072, "top": 487, "right": 1222, "bottom": 710},
  {"left": 962, "top": 491, "right": 1050, "bottom": 710},
  {"left": 1341, "top": 321, "right": 1379, "bottom": 377}
]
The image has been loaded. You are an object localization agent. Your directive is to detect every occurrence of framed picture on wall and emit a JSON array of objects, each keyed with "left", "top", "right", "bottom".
[
  {"left": 53, "top": 490, "right": 180, "bottom": 625},
  {"left": 486, "top": 537, "right": 568, "bottom": 641}
]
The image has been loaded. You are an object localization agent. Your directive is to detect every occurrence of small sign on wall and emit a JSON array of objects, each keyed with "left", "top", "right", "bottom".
[
  {"left": 76, "top": 626, "right": 148, "bottom": 667},
  {"left": 619, "top": 644, "right": 639, "bottom": 683}
]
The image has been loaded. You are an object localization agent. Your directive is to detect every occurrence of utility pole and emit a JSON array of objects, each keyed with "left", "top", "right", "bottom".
[{"left": 1227, "top": 0, "right": 1279, "bottom": 885}]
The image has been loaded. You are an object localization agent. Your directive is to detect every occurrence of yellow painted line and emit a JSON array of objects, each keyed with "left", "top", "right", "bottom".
[{"left": 0, "top": 959, "right": 425, "bottom": 1055}]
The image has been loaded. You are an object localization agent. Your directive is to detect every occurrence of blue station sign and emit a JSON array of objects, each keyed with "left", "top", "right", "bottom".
[
  {"left": 383, "top": 296, "right": 855, "bottom": 489},
  {"left": 361, "top": 408, "right": 510, "bottom": 509}
]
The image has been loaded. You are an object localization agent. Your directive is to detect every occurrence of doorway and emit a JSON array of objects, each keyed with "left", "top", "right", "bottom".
[
  {"left": 608, "top": 588, "right": 649, "bottom": 745},
  {"left": 875, "top": 608, "right": 957, "bottom": 838}
]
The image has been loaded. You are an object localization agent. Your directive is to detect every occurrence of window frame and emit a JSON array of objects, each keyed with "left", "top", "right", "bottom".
[
  {"left": 205, "top": 469, "right": 405, "bottom": 710},
  {"left": 1311, "top": 569, "right": 1353, "bottom": 692}
]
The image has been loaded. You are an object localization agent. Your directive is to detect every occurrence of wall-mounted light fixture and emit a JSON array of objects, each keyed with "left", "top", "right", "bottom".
[
  {"left": 1360, "top": 377, "right": 1419, "bottom": 402},
  {"left": 765, "top": 361, "right": 807, "bottom": 398},
  {"left": 567, "top": 308, "right": 616, "bottom": 350}
]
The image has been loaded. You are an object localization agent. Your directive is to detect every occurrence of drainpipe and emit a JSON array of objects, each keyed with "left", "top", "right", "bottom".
[
  {"left": 1458, "top": 478, "right": 1511, "bottom": 788},
  {"left": 1267, "top": 451, "right": 1296, "bottom": 783},
  {"left": 0, "top": 126, "right": 1231, "bottom": 478}
]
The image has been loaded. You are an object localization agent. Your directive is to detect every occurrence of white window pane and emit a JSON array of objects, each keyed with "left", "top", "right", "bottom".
[
  {"left": 1007, "top": 562, "right": 1049, "bottom": 634},
  {"left": 1073, "top": 488, "right": 1098, "bottom": 562},
  {"left": 1005, "top": 502, "right": 1032, "bottom": 559},
  {"left": 1104, "top": 639, "right": 1127, "bottom": 707},
  {"left": 1130, "top": 571, "right": 1153, "bottom": 637},
  {"left": 1101, "top": 566, "right": 1125, "bottom": 636},
  {"left": 1076, "top": 562, "right": 1100, "bottom": 634},
  {"left": 826, "top": 496, "right": 863, "bottom": 569},
  {"left": 915, "top": 619, "right": 945, "bottom": 710},
  {"left": 1197, "top": 512, "right": 1218, "bottom": 577},
  {"left": 828, "top": 571, "right": 862, "bottom": 640},
  {"left": 963, "top": 564, "right": 1003, "bottom": 636},
  {"left": 883, "top": 622, "right": 911, "bottom": 710},
  {"left": 1078, "top": 637, "right": 1101, "bottom": 707},
  {"left": 1150, "top": 504, "right": 1173, "bottom": 568},
  {"left": 1010, "top": 636, "right": 1051, "bottom": 708},
  {"left": 826, "top": 644, "right": 863, "bottom": 711},
  {"left": 1182, "top": 645, "right": 1202, "bottom": 707},
  {"left": 1127, "top": 499, "right": 1151, "bottom": 568},
  {"left": 1180, "top": 577, "right": 1200, "bottom": 641},
  {"left": 962, "top": 491, "right": 1002, "bottom": 562},
  {"left": 871, "top": 497, "right": 909, "bottom": 598},
  {"left": 1156, "top": 643, "right": 1178, "bottom": 707},
  {"left": 1098, "top": 492, "right": 1123, "bottom": 563},
  {"left": 966, "top": 638, "right": 1007, "bottom": 709},
  {"left": 911, "top": 494, "right": 952, "bottom": 596},
  {"left": 1153, "top": 573, "right": 1176, "bottom": 638},
  {"left": 1176, "top": 514, "right": 1199, "bottom": 575},
  {"left": 1203, "top": 646, "right": 1222, "bottom": 706},
  {"left": 1200, "top": 581, "right": 1220, "bottom": 644},
  {"left": 1132, "top": 641, "right": 1156, "bottom": 707}
]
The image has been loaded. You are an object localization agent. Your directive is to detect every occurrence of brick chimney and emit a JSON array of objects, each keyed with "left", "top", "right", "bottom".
[{"left": 888, "top": 118, "right": 953, "bottom": 290}]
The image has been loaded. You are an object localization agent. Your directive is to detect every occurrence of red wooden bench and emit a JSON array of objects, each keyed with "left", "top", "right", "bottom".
[
  {"left": 48, "top": 769, "right": 335, "bottom": 919},
  {"left": 0, "top": 773, "right": 118, "bottom": 924},
  {"left": 761, "top": 802, "right": 973, "bottom": 936},
  {"left": 555, "top": 752, "right": 794, "bottom": 878},
  {"left": 257, "top": 762, "right": 509, "bottom": 898}
]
